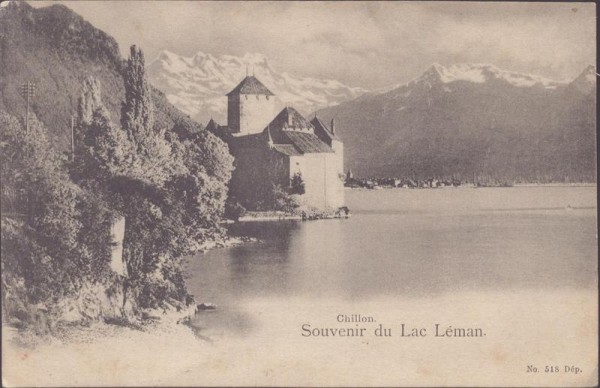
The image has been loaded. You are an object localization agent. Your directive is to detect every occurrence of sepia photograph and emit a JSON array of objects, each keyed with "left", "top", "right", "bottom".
[{"left": 0, "top": 0, "right": 597, "bottom": 386}]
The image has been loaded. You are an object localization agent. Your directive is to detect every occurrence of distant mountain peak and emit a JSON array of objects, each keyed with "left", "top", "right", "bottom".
[
  {"left": 418, "top": 63, "right": 447, "bottom": 84},
  {"left": 412, "top": 63, "right": 563, "bottom": 89},
  {"left": 314, "top": 62, "right": 595, "bottom": 181},
  {"left": 569, "top": 65, "right": 596, "bottom": 95},
  {"left": 156, "top": 50, "right": 182, "bottom": 66},
  {"left": 147, "top": 50, "right": 367, "bottom": 124},
  {"left": 427, "top": 63, "right": 445, "bottom": 75}
]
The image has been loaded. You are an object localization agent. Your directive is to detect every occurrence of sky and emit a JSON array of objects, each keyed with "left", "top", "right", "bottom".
[{"left": 31, "top": 1, "right": 596, "bottom": 89}]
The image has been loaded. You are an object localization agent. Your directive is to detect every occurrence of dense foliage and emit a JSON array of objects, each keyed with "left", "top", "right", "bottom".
[
  {"left": 270, "top": 184, "right": 301, "bottom": 213},
  {"left": 1, "top": 111, "right": 116, "bottom": 330},
  {"left": 1, "top": 43, "right": 234, "bottom": 329},
  {"left": 72, "top": 46, "right": 233, "bottom": 310}
]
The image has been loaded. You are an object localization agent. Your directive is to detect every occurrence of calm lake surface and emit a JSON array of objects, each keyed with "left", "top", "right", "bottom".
[{"left": 186, "top": 186, "right": 597, "bottom": 338}]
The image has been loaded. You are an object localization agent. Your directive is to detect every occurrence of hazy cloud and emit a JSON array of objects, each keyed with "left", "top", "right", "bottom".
[{"left": 32, "top": 1, "right": 596, "bottom": 89}]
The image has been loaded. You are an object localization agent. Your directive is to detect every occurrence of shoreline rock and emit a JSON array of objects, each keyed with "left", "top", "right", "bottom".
[
  {"left": 191, "top": 235, "right": 258, "bottom": 253},
  {"left": 197, "top": 302, "right": 217, "bottom": 311}
]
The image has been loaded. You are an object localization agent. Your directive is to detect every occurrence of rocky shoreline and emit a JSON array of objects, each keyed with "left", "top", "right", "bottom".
[{"left": 4, "top": 234, "right": 257, "bottom": 350}]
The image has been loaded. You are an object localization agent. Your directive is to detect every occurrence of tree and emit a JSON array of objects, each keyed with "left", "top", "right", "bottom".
[
  {"left": 121, "top": 45, "right": 181, "bottom": 185},
  {"left": 270, "top": 184, "right": 300, "bottom": 213},
  {"left": 290, "top": 172, "right": 305, "bottom": 195},
  {"left": 73, "top": 77, "right": 133, "bottom": 182},
  {"left": 183, "top": 130, "right": 233, "bottom": 184},
  {"left": 122, "top": 45, "right": 154, "bottom": 142},
  {"left": 173, "top": 131, "right": 234, "bottom": 232}
]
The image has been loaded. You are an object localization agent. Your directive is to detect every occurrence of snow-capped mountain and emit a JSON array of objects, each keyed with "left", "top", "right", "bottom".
[
  {"left": 315, "top": 63, "right": 596, "bottom": 181},
  {"left": 147, "top": 50, "right": 367, "bottom": 125},
  {"left": 416, "top": 63, "right": 564, "bottom": 89}
]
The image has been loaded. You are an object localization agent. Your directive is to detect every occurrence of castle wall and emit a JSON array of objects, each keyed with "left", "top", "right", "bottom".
[
  {"left": 325, "top": 151, "right": 345, "bottom": 209},
  {"left": 227, "top": 95, "right": 240, "bottom": 133},
  {"left": 331, "top": 140, "right": 344, "bottom": 183},
  {"left": 289, "top": 152, "right": 344, "bottom": 210},
  {"left": 228, "top": 142, "right": 345, "bottom": 210},
  {"left": 228, "top": 140, "right": 289, "bottom": 209},
  {"left": 230, "top": 94, "right": 276, "bottom": 135}
]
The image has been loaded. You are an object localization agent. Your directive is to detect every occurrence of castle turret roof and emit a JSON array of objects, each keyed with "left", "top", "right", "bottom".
[
  {"left": 204, "top": 118, "right": 219, "bottom": 132},
  {"left": 227, "top": 76, "right": 274, "bottom": 96}
]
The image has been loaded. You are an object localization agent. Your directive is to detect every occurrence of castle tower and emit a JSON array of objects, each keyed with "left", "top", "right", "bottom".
[{"left": 227, "top": 76, "right": 276, "bottom": 135}]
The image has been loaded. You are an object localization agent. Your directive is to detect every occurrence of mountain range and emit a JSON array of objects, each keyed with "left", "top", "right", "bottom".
[
  {"left": 147, "top": 50, "right": 366, "bottom": 125},
  {"left": 315, "top": 63, "right": 596, "bottom": 181}
]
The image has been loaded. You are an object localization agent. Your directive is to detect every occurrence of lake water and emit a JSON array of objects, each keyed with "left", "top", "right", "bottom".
[{"left": 183, "top": 186, "right": 597, "bottom": 386}]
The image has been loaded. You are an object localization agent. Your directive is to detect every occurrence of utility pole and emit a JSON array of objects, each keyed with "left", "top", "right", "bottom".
[
  {"left": 70, "top": 115, "right": 76, "bottom": 161},
  {"left": 20, "top": 81, "right": 35, "bottom": 133}
]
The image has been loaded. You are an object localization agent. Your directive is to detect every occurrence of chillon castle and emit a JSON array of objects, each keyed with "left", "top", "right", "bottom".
[{"left": 206, "top": 75, "right": 345, "bottom": 211}]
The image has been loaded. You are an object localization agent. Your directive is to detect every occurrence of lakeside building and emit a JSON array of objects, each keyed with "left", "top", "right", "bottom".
[{"left": 206, "top": 75, "right": 344, "bottom": 210}]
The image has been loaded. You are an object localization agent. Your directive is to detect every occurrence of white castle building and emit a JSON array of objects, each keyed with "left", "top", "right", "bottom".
[{"left": 206, "top": 75, "right": 344, "bottom": 211}]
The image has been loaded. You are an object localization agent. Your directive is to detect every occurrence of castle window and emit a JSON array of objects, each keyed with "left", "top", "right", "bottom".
[
  {"left": 245, "top": 95, "right": 248, "bottom": 100},
  {"left": 266, "top": 96, "right": 270, "bottom": 100},
  {"left": 256, "top": 95, "right": 259, "bottom": 100}
]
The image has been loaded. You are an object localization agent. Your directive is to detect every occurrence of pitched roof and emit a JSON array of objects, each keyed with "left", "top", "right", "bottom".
[
  {"left": 311, "top": 116, "right": 340, "bottom": 142},
  {"left": 265, "top": 107, "right": 333, "bottom": 154},
  {"left": 227, "top": 76, "right": 274, "bottom": 96},
  {"left": 284, "top": 131, "right": 333, "bottom": 153},
  {"left": 204, "top": 118, "right": 220, "bottom": 132},
  {"left": 272, "top": 144, "right": 301, "bottom": 156},
  {"left": 227, "top": 132, "right": 264, "bottom": 151},
  {"left": 268, "top": 106, "right": 315, "bottom": 131}
]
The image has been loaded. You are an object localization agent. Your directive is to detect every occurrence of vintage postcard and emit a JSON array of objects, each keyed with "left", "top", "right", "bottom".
[{"left": 1, "top": 0, "right": 597, "bottom": 386}]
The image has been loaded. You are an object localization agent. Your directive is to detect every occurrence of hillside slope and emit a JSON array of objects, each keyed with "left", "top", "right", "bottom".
[
  {"left": 315, "top": 64, "right": 596, "bottom": 181},
  {"left": 0, "top": 1, "right": 202, "bottom": 150}
]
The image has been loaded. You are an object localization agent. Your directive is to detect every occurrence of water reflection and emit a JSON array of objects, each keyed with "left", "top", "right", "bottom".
[{"left": 228, "top": 221, "right": 299, "bottom": 292}]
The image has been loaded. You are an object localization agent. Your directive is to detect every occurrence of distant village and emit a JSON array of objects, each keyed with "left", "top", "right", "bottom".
[{"left": 344, "top": 171, "right": 514, "bottom": 189}]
